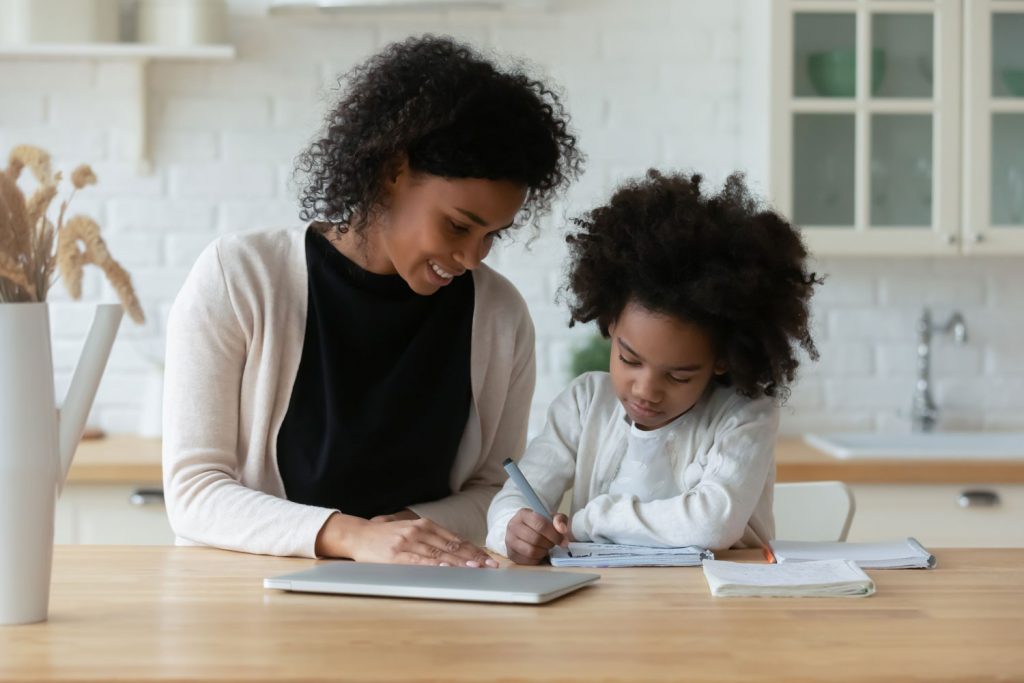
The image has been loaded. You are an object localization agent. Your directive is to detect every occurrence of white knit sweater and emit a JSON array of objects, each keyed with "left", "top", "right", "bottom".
[
  {"left": 163, "top": 227, "right": 536, "bottom": 558},
  {"left": 486, "top": 372, "right": 778, "bottom": 556}
]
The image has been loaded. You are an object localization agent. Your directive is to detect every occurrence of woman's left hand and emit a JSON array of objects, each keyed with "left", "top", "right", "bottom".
[{"left": 369, "top": 509, "right": 420, "bottom": 523}]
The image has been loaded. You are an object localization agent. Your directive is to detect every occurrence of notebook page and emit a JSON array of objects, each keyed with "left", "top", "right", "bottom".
[
  {"left": 703, "top": 559, "right": 867, "bottom": 587},
  {"left": 702, "top": 559, "right": 875, "bottom": 597}
]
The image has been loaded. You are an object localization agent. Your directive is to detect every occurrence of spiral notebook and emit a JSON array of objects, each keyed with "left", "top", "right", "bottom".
[{"left": 549, "top": 542, "right": 713, "bottom": 567}]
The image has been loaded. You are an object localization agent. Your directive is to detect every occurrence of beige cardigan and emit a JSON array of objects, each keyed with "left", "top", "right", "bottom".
[{"left": 163, "top": 228, "right": 536, "bottom": 558}]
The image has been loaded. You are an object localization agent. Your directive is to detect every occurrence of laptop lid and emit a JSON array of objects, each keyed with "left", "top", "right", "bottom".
[{"left": 264, "top": 561, "right": 599, "bottom": 605}]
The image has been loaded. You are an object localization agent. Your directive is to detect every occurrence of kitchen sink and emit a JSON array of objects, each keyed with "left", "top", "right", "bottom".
[{"left": 804, "top": 432, "right": 1024, "bottom": 460}]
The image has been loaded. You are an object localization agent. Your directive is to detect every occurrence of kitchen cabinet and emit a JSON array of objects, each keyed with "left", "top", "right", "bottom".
[
  {"left": 770, "top": 0, "right": 1024, "bottom": 255},
  {"left": 848, "top": 483, "right": 1024, "bottom": 546},
  {"left": 59, "top": 437, "right": 171, "bottom": 545},
  {"left": 964, "top": 0, "right": 1024, "bottom": 253},
  {"left": 55, "top": 484, "right": 174, "bottom": 545}
]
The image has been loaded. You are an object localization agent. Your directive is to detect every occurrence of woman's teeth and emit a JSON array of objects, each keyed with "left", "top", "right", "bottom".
[{"left": 430, "top": 261, "right": 454, "bottom": 280}]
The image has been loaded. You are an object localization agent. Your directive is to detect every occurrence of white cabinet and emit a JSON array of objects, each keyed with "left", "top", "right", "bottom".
[
  {"left": 964, "top": 0, "right": 1024, "bottom": 253},
  {"left": 770, "top": 0, "right": 1024, "bottom": 255},
  {"left": 55, "top": 484, "right": 174, "bottom": 545},
  {"left": 848, "top": 483, "right": 1024, "bottom": 547}
]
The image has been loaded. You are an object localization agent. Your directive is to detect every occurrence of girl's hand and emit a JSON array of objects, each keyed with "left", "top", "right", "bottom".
[
  {"left": 317, "top": 512, "right": 498, "bottom": 568},
  {"left": 505, "top": 509, "right": 572, "bottom": 565},
  {"left": 552, "top": 512, "right": 574, "bottom": 544}
]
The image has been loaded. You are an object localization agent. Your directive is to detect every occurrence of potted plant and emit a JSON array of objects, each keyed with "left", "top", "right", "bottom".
[
  {"left": 569, "top": 333, "right": 611, "bottom": 378},
  {"left": 0, "top": 145, "right": 143, "bottom": 625}
]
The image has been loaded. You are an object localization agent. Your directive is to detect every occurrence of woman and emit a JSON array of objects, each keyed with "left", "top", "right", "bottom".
[{"left": 162, "top": 35, "right": 581, "bottom": 566}]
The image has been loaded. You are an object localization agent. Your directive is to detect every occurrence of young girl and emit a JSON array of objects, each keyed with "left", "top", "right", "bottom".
[
  {"left": 163, "top": 35, "right": 581, "bottom": 566},
  {"left": 486, "top": 170, "right": 821, "bottom": 564}
]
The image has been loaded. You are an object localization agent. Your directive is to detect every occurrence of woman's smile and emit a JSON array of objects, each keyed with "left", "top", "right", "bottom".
[{"left": 427, "top": 259, "right": 458, "bottom": 286}]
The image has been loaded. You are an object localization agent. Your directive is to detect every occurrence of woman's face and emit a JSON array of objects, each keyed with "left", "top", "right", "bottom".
[
  {"left": 608, "top": 302, "right": 726, "bottom": 430},
  {"left": 367, "top": 164, "right": 528, "bottom": 295}
]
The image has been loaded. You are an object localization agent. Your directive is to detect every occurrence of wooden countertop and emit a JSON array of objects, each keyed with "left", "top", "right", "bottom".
[
  {"left": 70, "top": 435, "right": 1024, "bottom": 486},
  {"left": 772, "top": 437, "right": 1024, "bottom": 484},
  {"left": 1, "top": 546, "right": 1021, "bottom": 682},
  {"left": 69, "top": 436, "right": 162, "bottom": 484}
]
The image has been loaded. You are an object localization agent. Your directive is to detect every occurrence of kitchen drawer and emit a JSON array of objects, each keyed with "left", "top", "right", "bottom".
[
  {"left": 55, "top": 484, "right": 174, "bottom": 545},
  {"left": 848, "top": 484, "right": 1024, "bottom": 547}
]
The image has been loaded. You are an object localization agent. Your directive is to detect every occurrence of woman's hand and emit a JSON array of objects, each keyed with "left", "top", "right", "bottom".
[
  {"left": 504, "top": 508, "right": 572, "bottom": 565},
  {"left": 368, "top": 508, "right": 419, "bottom": 523},
  {"left": 316, "top": 512, "right": 498, "bottom": 568}
]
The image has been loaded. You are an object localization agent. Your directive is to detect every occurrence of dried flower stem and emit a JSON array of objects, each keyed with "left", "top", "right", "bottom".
[
  {"left": 57, "top": 215, "right": 145, "bottom": 324},
  {"left": 0, "top": 145, "right": 144, "bottom": 324}
]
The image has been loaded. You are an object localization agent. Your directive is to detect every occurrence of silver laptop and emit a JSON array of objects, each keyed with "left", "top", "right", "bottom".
[{"left": 264, "top": 562, "right": 599, "bottom": 605}]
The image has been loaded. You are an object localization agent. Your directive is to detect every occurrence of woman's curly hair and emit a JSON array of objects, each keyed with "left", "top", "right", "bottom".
[
  {"left": 564, "top": 170, "right": 823, "bottom": 401},
  {"left": 296, "top": 35, "right": 583, "bottom": 233}
]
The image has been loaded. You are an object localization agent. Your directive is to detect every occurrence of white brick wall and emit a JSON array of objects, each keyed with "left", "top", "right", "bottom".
[{"left": 3, "top": 0, "right": 1023, "bottom": 438}]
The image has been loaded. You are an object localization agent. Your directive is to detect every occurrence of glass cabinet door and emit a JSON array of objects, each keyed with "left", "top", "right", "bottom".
[
  {"left": 868, "top": 13, "right": 937, "bottom": 231},
  {"left": 965, "top": 1, "right": 1024, "bottom": 252},
  {"left": 872, "top": 13, "right": 934, "bottom": 99},
  {"left": 991, "top": 113, "right": 1024, "bottom": 226},
  {"left": 870, "top": 114, "right": 933, "bottom": 227},
  {"left": 793, "top": 114, "right": 856, "bottom": 226},
  {"left": 991, "top": 12, "right": 1024, "bottom": 227},
  {"left": 790, "top": 10, "right": 859, "bottom": 231},
  {"left": 776, "top": 0, "right": 957, "bottom": 254},
  {"left": 992, "top": 11, "right": 1024, "bottom": 99},
  {"left": 794, "top": 13, "right": 858, "bottom": 98}
]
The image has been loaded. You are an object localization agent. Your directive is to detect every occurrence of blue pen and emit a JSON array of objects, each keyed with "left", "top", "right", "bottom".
[{"left": 502, "top": 458, "right": 552, "bottom": 522}]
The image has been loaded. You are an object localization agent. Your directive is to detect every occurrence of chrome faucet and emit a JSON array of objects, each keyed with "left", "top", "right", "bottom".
[{"left": 911, "top": 308, "right": 968, "bottom": 432}]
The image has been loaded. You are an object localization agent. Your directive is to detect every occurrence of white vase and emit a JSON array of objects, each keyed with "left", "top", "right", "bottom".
[{"left": 0, "top": 303, "right": 122, "bottom": 625}]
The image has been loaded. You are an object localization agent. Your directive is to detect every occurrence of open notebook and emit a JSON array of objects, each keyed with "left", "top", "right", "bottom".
[
  {"left": 549, "top": 542, "right": 713, "bottom": 567},
  {"left": 702, "top": 559, "right": 876, "bottom": 597},
  {"left": 769, "top": 538, "right": 936, "bottom": 569}
]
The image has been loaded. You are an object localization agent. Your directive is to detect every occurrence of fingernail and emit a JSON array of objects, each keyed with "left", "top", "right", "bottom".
[
  {"left": 465, "top": 560, "right": 481, "bottom": 568},
  {"left": 485, "top": 559, "right": 499, "bottom": 568},
  {"left": 439, "top": 562, "right": 451, "bottom": 567}
]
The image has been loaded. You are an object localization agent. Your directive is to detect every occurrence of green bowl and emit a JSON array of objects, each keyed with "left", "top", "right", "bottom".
[
  {"left": 1002, "top": 69, "right": 1024, "bottom": 97},
  {"left": 808, "top": 48, "right": 886, "bottom": 97}
]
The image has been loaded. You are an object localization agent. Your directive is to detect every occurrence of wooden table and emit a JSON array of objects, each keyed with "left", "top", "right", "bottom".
[{"left": 1, "top": 547, "right": 1022, "bottom": 682}]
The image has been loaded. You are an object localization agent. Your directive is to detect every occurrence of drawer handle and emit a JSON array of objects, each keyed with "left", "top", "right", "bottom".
[
  {"left": 958, "top": 489, "right": 1000, "bottom": 508},
  {"left": 129, "top": 488, "right": 165, "bottom": 506}
]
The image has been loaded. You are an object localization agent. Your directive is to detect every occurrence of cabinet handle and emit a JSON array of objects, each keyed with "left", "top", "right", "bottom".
[
  {"left": 129, "top": 488, "right": 165, "bottom": 506},
  {"left": 958, "top": 489, "right": 999, "bottom": 508}
]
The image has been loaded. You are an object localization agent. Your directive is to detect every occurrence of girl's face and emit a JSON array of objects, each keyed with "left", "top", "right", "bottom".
[
  {"left": 608, "top": 302, "right": 726, "bottom": 431},
  {"left": 364, "top": 163, "right": 528, "bottom": 295}
]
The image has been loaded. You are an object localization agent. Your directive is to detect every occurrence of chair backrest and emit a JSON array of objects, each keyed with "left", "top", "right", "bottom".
[{"left": 773, "top": 481, "right": 855, "bottom": 541}]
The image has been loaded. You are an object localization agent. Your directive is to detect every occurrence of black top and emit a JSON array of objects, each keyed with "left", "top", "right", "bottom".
[{"left": 276, "top": 228, "right": 474, "bottom": 519}]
